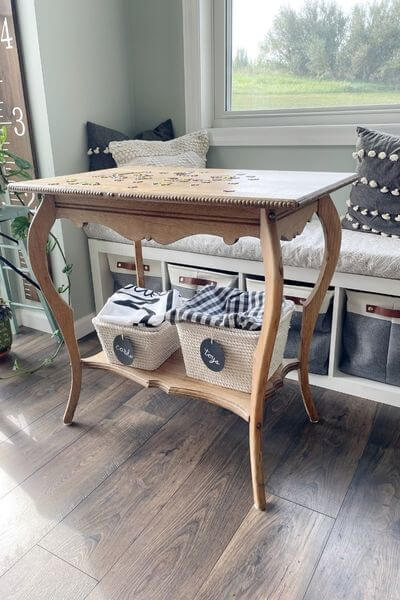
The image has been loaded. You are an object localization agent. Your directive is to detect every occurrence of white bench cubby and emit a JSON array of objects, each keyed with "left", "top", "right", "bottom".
[{"left": 88, "top": 236, "right": 400, "bottom": 409}]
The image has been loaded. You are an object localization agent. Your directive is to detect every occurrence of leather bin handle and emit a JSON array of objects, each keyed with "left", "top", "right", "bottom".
[
  {"left": 179, "top": 276, "right": 217, "bottom": 286},
  {"left": 116, "top": 261, "right": 149, "bottom": 272},
  {"left": 285, "top": 295, "right": 306, "bottom": 306},
  {"left": 366, "top": 304, "right": 400, "bottom": 318}
]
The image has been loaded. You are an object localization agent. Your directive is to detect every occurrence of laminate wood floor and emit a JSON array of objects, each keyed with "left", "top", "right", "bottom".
[{"left": 0, "top": 328, "right": 398, "bottom": 599}]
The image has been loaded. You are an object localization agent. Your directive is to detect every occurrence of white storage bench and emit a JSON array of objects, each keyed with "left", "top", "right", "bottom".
[{"left": 85, "top": 220, "right": 400, "bottom": 408}]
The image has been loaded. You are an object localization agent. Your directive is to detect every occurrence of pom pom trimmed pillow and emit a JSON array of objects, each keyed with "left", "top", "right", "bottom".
[
  {"left": 343, "top": 126, "right": 400, "bottom": 238},
  {"left": 110, "top": 130, "right": 209, "bottom": 169}
]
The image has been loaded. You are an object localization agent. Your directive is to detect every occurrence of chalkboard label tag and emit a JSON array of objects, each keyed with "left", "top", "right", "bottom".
[
  {"left": 113, "top": 335, "right": 135, "bottom": 365},
  {"left": 200, "top": 338, "right": 225, "bottom": 372}
]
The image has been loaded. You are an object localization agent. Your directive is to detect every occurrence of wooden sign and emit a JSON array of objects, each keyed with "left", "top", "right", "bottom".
[
  {"left": 0, "top": 0, "right": 36, "bottom": 186},
  {"left": 0, "top": 0, "right": 39, "bottom": 303}
]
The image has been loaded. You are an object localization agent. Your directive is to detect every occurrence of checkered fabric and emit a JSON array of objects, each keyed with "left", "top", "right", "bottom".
[{"left": 166, "top": 285, "right": 291, "bottom": 331}]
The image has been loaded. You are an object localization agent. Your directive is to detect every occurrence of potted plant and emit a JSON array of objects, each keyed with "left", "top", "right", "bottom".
[
  {"left": 0, "top": 300, "right": 12, "bottom": 357},
  {"left": 0, "top": 125, "right": 72, "bottom": 376}
]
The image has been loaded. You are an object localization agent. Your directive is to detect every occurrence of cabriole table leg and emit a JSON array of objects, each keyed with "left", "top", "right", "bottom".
[
  {"left": 250, "top": 209, "right": 284, "bottom": 510},
  {"left": 28, "top": 195, "right": 82, "bottom": 424},
  {"left": 298, "top": 195, "right": 341, "bottom": 422}
]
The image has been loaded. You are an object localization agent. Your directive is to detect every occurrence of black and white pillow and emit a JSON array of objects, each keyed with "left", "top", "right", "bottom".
[
  {"left": 343, "top": 126, "right": 400, "bottom": 238},
  {"left": 86, "top": 119, "right": 175, "bottom": 171}
]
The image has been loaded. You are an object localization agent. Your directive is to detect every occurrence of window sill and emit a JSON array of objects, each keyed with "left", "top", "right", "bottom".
[{"left": 208, "top": 123, "right": 400, "bottom": 147}]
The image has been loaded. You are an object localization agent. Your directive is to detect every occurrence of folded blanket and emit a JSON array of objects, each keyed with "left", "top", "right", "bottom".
[
  {"left": 166, "top": 285, "right": 293, "bottom": 331},
  {"left": 97, "top": 285, "right": 183, "bottom": 327}
]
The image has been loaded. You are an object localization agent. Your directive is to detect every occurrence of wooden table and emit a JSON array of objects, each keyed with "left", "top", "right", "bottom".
[{"left": 10, "top": 166, "right": 356, "bottom": 510}]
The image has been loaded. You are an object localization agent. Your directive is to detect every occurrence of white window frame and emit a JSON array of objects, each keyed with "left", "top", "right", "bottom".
[{"left": 183, "top": 0, "right": 400, "bottom": 146}]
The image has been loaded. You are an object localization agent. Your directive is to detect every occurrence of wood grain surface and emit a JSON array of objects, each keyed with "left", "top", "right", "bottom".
[
  {"left": 194, "top": 495, "right": 333, "bottom": 600},
  {"left": 304, "top": 403, "right": 400, "bottom": 600},
  {"left": 86, "top": 419, "right": 252, "bottom": 600},
  {"left": 0, "top": 329, "right": 395, "bottom": 600},
  {"left": 10, "top": 165, "right": 356, "bottom": 208},
  {"left": 268, "top": 387, "right": 377, "bottom": 517},
  {"left": 0, "top": 545, "right": 96, "bottom": 600},
  {"left": 41, "top": 400, "right": 236, "bottom": 579},
  {"left": 0, "top": 362, "right": 186, "bottom": 577},
  {"left": 82, "top": 349, "right": 252, "bottom": 421}
]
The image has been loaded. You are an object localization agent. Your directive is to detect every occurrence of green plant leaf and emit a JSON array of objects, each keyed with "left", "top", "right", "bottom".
[
  {"left": 45, "top": 239, "right": 56, "bottom": 254},
  {"left": 62, "top": 263, "right": 73, "bottom": 276},
  {"left": 4, "top": 151, "right": 31, "bottom": 171},
  {"left": 10, "top": 215, "right": 31, "bottom": 240},
  {"left": 51, "top": 329, "right": 63, "bottom": 343},
  {"left": 0, "top": 126, "right": 7, "bottom": 145}
]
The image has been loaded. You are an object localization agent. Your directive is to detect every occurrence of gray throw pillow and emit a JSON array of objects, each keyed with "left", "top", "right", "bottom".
[{"left": 343, "top": 126, "right": 400, "bottom": 238}]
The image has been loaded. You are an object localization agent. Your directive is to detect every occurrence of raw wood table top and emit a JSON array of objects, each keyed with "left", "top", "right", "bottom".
[{"left": 9, "top": 166, "right": 356, "bottom": 209}]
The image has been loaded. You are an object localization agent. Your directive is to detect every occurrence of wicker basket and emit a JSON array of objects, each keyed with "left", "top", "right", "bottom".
[
  {"left": 92, "top": 317, "right": 180, "bottom": 370},
  {"left": 176, "top": 306, "right": 294, "bottom": 392}
]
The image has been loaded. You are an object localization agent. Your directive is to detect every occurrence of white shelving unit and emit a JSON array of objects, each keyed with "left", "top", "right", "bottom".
[{"left": 88, "top": 237, "right": 400, "bottom": 408}]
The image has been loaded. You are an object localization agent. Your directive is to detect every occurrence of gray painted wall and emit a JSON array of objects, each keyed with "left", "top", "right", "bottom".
[
  {"left": 129, "top": 0, "right": 186, "bottom": 136},
  {"left": 15, "top": 0, "right": 356, "bottom": 325},
  {"left": 16, "top": 0, "right": 134, "bottom": 320},
  {"left": 128, "top": 0, "right": 355, "bottom": 212},
  {"left": 208, "top": 146, "right": 355, "bottom": 213}
]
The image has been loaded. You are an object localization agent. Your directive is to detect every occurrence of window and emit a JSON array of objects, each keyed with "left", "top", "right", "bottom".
[
  {"left": 228, "top": 0, "right": 400, "bottom": 113},
  {"left": 183, "top": 0, "right": 400, "bottom": 143}
]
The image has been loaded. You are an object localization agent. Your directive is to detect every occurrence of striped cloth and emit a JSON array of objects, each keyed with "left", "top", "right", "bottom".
[
  {"left": 166, "top": 285, "right": 292, "bottom": 331},
  {"left": 97, "top": 285, "right": 183, "bottom": 327}
]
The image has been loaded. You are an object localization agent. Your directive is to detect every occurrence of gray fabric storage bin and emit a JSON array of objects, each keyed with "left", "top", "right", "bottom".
[
  {"left": 107, "top": 254, "right": 162, "bottom": 292},
  {"left": 340, "top": 290, "right": 400, "bottom": 385},
  {"left": 246, "top": 278, "right": 334, "bottom": 375},
  {"left": 168, "top": 263, "right": 237, "bottom": 299}
]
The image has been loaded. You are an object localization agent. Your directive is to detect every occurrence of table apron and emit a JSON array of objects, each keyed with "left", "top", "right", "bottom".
[{"left": 55, "top": 206, "right": 261, "bottom": 244}]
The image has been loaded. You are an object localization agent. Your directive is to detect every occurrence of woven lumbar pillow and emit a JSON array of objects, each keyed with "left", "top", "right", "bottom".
[
  {"left": 109, "top": 130, "right": 209, "bottom": 168},
  {"left": 343, "top": 126, "right": 400, "bottom": 238}
]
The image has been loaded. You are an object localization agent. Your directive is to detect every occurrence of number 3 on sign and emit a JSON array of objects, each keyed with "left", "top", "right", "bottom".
[
  {"left": 1, "top": 18, "right": 13, "bottom": 49},
  {"left": 12, "top": 107, "right": 25, "bottom": 137}
]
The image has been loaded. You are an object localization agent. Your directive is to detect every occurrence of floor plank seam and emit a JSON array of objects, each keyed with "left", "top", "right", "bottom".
[
  {"left": 321, "top": 401, "right": 379, "bottom": 524},
  {"left": 270, "top": 492, "right": 337, "bottom": 520},
  {"left": 0, "top": 538, "right": 37, "bottom": 584},
  {"left": 192, "top": 505, "right": 255, "bottom": 600},
  {"left": 0, "top": 342, "right": 105, "bottom": 447},
  {"left": 0, "top": 380, "right": 134, "bottom": 501},
  {"left": 264, "top": 416, "right": 308, "bottom": 485},
  {"left": 89, "top": 414, "right": 245, "bottom": 585},
  {"left": 0, "top": 399, "right": 66, "bottom": 447},
  {"left": 36, "top": 544, "right": 99, "bottom": 583},
  {"left": 300, "top": 516, "right": 336, "bottom": 600},
  {"left": 35, "top": 396, "right": 191, "bottom": 561},
  {"left": 299, "top": 404, "right": 379, "bottom": 600}
]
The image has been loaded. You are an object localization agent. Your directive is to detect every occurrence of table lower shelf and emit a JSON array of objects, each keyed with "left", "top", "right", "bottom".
[{"left": 81, "top": 350, "right": 298, "bottom": 422}]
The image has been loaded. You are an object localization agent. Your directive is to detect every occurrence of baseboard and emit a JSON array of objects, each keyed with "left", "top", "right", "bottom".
[
  {"left": 15, "top": 309, "right": 95, "bottom": 340},
  {"left": 15, "top": 308, "right": 52, "bottom": 334},
  {"left": 74, "top": 312, "right": 96, "bottom": 339}
]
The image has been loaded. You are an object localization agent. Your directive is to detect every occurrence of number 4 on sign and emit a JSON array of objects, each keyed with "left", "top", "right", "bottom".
[{"left": 1, "top": 18, "right": 13, "bottom": 50}]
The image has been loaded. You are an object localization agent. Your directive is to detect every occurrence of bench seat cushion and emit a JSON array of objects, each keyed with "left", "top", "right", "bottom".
[{"left": 84, "top": 220, "right": 400, "bottom": 280}]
